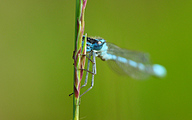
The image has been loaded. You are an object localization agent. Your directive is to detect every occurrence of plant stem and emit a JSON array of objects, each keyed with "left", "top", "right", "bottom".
[{"left": 73, "top": 0, "right": 87, "bottom": 120}]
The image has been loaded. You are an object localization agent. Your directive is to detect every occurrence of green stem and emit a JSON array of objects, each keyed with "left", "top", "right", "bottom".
[{"left": 73, "top": 0, "right": 87, "bottom": 120}]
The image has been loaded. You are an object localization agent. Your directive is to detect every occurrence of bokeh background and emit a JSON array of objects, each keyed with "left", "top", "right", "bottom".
[{"left": 0, "top": 0, "right": 192, "bottom": 120}]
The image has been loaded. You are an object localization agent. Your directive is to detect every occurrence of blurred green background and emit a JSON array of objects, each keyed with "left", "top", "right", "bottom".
[{"left": 0, "top": 0, "right": 192, "bottom": 120}]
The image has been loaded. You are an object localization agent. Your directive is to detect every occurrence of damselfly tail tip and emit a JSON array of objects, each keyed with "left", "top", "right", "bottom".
[{"left": 152, "top": 64, "right": 167, "bottom": 78}]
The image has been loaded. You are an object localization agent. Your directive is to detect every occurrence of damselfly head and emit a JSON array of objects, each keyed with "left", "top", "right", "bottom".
[
  {"left": 92, "top": 39, "right": 106, "bottom": 50},
  {"left": 83, "top": 35, "right": 106, "bottom": 51}
]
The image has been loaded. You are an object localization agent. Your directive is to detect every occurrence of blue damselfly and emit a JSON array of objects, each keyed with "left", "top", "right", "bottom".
[{"left": 80, "top": 36, "right": 166, "bottom": 97}]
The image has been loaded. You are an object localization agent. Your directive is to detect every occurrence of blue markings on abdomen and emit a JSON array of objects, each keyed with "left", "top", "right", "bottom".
[
  {"left": 117, "top": 56, "right": 128, "bottom": 63},
  {"left": 105, "top": 53, "right": 167, "bottom": 78},
  {"left": 138, "top": 63, "right": 145, "bottom": 71},
  {"left": 152, "top": 64, "right": 167, "bottom": 77},
  {"left": 128, "top": 60, "right": 138, "bottom": 68},
  {"left": 107, "top": 53, "right": 146, "bottom": 71}
]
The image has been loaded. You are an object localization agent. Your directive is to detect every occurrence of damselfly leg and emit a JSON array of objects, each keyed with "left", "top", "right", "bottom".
[
  {"left": 70, "top": 53, "right": 96, "bottom": 97},
  {"left": 81, "top": 54, "right": 91, "bottom": 88},
  {"left": 80, "top": 52, "right": 96, "bottom": 97}
]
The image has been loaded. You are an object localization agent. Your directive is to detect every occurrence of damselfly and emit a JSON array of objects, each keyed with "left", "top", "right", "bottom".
[{"left": 80, "top": 36, "right": 166, "bottom": 97}]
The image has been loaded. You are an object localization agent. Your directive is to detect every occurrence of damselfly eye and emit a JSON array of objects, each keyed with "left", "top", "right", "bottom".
[{"left": 98, "top": 41, "right": 102, "bottom": 45}]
